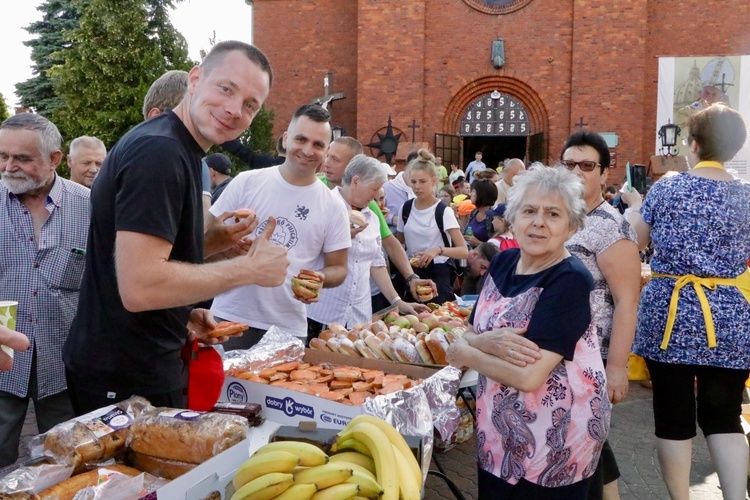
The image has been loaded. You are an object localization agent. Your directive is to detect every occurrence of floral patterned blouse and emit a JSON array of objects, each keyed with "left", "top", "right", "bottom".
[
  {"left": 471, "top": 249, "right": 611, "bottom": 487},
  {"left": 565, "top": 200, "right": 637, "bottom": 360},
  {"left": 632, "top": 173, "right": 750, "bottom": 369}
]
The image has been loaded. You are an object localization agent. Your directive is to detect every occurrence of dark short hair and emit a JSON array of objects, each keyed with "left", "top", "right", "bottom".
[
  {"left": 561, "top": 130, "right": 610, "bottom": 173},
  {"left": 406, "top": 151, "right": 419, "bottom": 163},
  {"left": 689, "top": 103, "right": 747, "bottom": 162},
  {"left": 475, "top": 241, "right": 499, "bottom": 263},
  {"left": 204, "top": 153, "right": 232, "bottom": 175},
  {"left": 470, "top": 179, "right": 498, "bottom": 208},
  {"left": 604, "top": 186, "right": 617, "bottom": 194},
  {"left": 201, "top": 40, "right": 273, "bottom": 89},
  {"left": 292, "top": 103, "right": 330, "bottom": 123}
]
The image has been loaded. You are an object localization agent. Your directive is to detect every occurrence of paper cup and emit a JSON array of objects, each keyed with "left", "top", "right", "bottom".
[{"left": 0, "top": 301, "right": 18, "bottom": 359}]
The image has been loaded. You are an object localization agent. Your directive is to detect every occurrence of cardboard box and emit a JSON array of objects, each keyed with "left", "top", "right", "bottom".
[
  {"left": 150, "top": 421, "right": 281, "bottom": 499},
  {"left": 221, "top": 349, "right": 438, "bottom": 429}
]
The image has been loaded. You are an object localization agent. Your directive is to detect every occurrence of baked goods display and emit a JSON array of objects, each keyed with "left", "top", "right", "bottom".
[
  {"left": 39, "top": 395, "right": 152, "bottom": 472},
  {"left": 233, "top": 360, "right": 422, "bottom": 405},
  {"left": 128, "top": 407, "right": 249, "bottom": 465},
  {"left": 309, "top": 306, "right": 470, "bottom": 366},
  {"left": 291, "top": 269, "right": 324, "bottom": 300}
]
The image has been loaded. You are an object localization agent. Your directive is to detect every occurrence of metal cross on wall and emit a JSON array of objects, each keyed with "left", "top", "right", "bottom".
[
  {"left": 575, "top": 116, "right": 588, "bottom": 130},
  {"left": 312, "top": 71, "right": 345, "bottom": 110},
  {"left": 408, "top": 119, "right": 420, "bottom": 143}
]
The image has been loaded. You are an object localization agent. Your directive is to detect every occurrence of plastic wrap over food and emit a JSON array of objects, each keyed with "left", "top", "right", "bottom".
[
  {"left": 223, "top": 326, "right": 305, "bottom": 376},
  {"left": 0, "top": 463, "right": 73, "bottom": 495},
  {"left": 420, "top": 365, "right": 463, "bottom": 441},
  {"left": 361, "top": 382, "right": 433, "bottom": 485},
  {"left": 29, "top": 396, "right": 153, "bottom": 472},
  {"left": 127, "top": 407, "right": 249, "bottom": 464}
]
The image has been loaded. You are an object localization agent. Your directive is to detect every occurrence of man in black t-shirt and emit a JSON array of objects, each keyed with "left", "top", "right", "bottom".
[{"left": 63, "top": 41, "right": 290, "bottom": 415}]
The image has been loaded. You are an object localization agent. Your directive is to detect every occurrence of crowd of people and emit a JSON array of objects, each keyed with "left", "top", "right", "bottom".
[{"left": 0, "top": 39, "right": 748, "bottom": 500}]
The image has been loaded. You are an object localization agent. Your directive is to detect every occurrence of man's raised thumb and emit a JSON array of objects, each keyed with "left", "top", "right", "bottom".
[{"left": 259, "top": 217, "right": 277, "bottom": 241}]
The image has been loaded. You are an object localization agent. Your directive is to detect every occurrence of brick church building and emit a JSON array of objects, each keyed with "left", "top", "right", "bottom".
[{"left": 253, "top": 0, "right": 749, "bottom": 179}]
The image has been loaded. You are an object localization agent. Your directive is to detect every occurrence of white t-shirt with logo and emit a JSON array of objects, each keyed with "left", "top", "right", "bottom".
[
  {"left": 210, "top": 166, "right": 350, "bottom": 336},
  {"left": 396, "top": 200, "right": 459, "bottom": 265}
]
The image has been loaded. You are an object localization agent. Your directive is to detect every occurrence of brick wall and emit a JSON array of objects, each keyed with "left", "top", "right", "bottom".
[{"left": 254, "top": 0, "right": 750, "bottom": 181}]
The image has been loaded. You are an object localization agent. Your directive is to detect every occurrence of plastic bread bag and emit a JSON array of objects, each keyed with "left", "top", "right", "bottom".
[
  {"left": 0, "top": 462, "right": 73, "bottom": 496},
  {"left": 29, "top": 396, "right": 153, "bottom": 472},
  {"left": 71, "top": 468, "right": 152, "bottom": 500},
  {"left": 127, "top": 407, "right": 249, "bottom": 464},
  {"left": 222, "top": 326, "right": 305, "bottom": 376}
]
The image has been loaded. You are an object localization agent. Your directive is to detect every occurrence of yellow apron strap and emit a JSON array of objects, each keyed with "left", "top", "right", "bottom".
[{"left": 654, "top": 271, "right": 750, "bottom": 350}]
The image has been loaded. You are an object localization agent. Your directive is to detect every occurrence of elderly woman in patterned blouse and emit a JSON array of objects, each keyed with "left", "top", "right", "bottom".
[{"left": 447, "top": 165, "right": 610, "bottom": 499}]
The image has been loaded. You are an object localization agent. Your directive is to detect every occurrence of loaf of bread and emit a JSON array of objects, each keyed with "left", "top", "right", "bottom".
[
  {"left": 41, "top": 396, "right": 152, "bottom": 472},
  {"left": 37, "top": 464, "right": 142, "bottom": 500},
  {"left": 128, "top": 408, "right": 249, "bottom": 464},
  {"left": 126, "top": 450, "right": 196, "bottom": 480}
]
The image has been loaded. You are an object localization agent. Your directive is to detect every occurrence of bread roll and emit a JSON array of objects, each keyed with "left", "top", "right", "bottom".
[
  {"left": 38, "top": 464, "right": 142, "bottom": 500},
  {"left": 425, "top": 330, "right": 449, "bottom": 365},
  {"left": 309, "top": 337, "right": 332, "bottom": 351},
  {"left": 128, "top": 408, "right": 249, "bottom": 464},
  {"left": 416, "top": 340, "right": 436, "bottom": 364},
  {"left": 391, "top": 337, "right": 421, "bottom": 364}
]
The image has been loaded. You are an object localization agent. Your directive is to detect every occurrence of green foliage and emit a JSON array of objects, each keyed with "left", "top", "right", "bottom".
[
  {"left": 49, "top": 0, "right": 193, "bottom": 147},
  {"left": 15, "top": 0, "right": 80, "bottom": 118},
  {"left": 212, "top": 106, "right": 278, "bottom": 176},
  {"left": 0, "top": 93, "right": 10, "bottom": 123}
]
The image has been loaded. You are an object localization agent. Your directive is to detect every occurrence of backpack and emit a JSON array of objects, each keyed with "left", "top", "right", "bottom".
[{"left": 401, "top": 199, "right": 466, "bottom": 271}]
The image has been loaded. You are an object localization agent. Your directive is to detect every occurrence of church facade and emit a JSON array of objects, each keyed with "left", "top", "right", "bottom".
[{"left": 253, "top": 0, "right": 750, "bottom": 178}]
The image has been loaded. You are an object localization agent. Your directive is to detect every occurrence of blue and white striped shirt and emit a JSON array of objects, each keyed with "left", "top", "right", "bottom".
[{"left": 0, "top": 175, "right": 90, "bottom": 398}]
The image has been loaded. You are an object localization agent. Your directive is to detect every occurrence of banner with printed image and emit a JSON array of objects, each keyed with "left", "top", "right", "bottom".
[{"left": 656, "top": 56, "right": 749, "bottom": 180}]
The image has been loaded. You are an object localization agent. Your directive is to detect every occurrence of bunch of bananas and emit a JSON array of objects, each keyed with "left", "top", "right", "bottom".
[
  {"left": 231, "top": 439, "right": 377, "bottom": 500},
  {"left": 330, "top": 415, "right": 422, "bottom": 500}
]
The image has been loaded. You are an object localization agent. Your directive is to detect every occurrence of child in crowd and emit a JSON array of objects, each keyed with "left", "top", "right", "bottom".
[{"left": 486, "top": 204, "right": 519, "bottom": 251}]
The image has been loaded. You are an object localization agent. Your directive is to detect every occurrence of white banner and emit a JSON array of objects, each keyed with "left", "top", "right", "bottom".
[{"left": 656, "top": 56, "right": 750, "bottom": 180}]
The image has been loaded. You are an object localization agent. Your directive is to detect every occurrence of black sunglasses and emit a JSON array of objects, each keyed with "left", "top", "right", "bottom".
[{"left": 558, "top": 160, "right": 601, "bottom": 172}]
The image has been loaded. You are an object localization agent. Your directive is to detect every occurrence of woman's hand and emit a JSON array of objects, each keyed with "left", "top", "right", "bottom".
[
  {"left": 396, "top": 300, "right": 431, "bottom": 316},
  {"left": 464, "top": 234, "right": 481, "bottom": 247},
  {"left": 606, "top": 363, "right": 629, "bottom": 404},
  {"left": 466, "top": 327, "right": 541, "bottom": 367},
  {"left": 620, "top": 188, "right": 642, "bottom": 209},
  {"left": 415, "top": 248, "right": 440, "bottom": 267},
  {"left": 446, "top": 335, "right": 470, "bottom": 370}
]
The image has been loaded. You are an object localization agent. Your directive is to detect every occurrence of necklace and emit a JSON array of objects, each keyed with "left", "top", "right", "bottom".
[{"left": 693, "top": 161, "right": 724, "bottom": 170}]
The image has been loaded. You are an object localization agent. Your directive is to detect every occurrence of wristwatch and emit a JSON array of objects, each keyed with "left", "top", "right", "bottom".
[{"left": 405, "top": 273, "right": 419, "bottom": 284}]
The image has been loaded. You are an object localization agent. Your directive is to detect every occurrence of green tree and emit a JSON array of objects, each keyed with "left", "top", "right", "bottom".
[
  {"left": 0, "top": 93, "right": 10, "bottom": 123},
  {"left": 15, "top": 0, "right": 80, "bottom": 117},
  {"left": 213, "top": 106, "right": 278, "bottom": 176},
  {"left": 50, "top": 0, "right": 193, "bottom": 146}
]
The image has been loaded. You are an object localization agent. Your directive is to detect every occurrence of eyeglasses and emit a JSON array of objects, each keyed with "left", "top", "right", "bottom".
[{"left": 558, "top": 160, "right": 601, "bottom": 172}]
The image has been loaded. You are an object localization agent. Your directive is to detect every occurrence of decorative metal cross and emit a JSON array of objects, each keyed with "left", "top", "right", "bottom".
[
  {"left": 408, "top": 119, "right": 420, "bottom": 143},
  {"left": 575, "top": 116, "right": 588, "bottom": 130},
  {"left": 312, "top": 71, "right": 345, "bottom": 110}
]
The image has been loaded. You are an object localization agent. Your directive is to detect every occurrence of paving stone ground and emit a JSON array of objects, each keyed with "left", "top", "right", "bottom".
[{"left": 15, "top": 381, "right": 749, "bottom": 499}]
